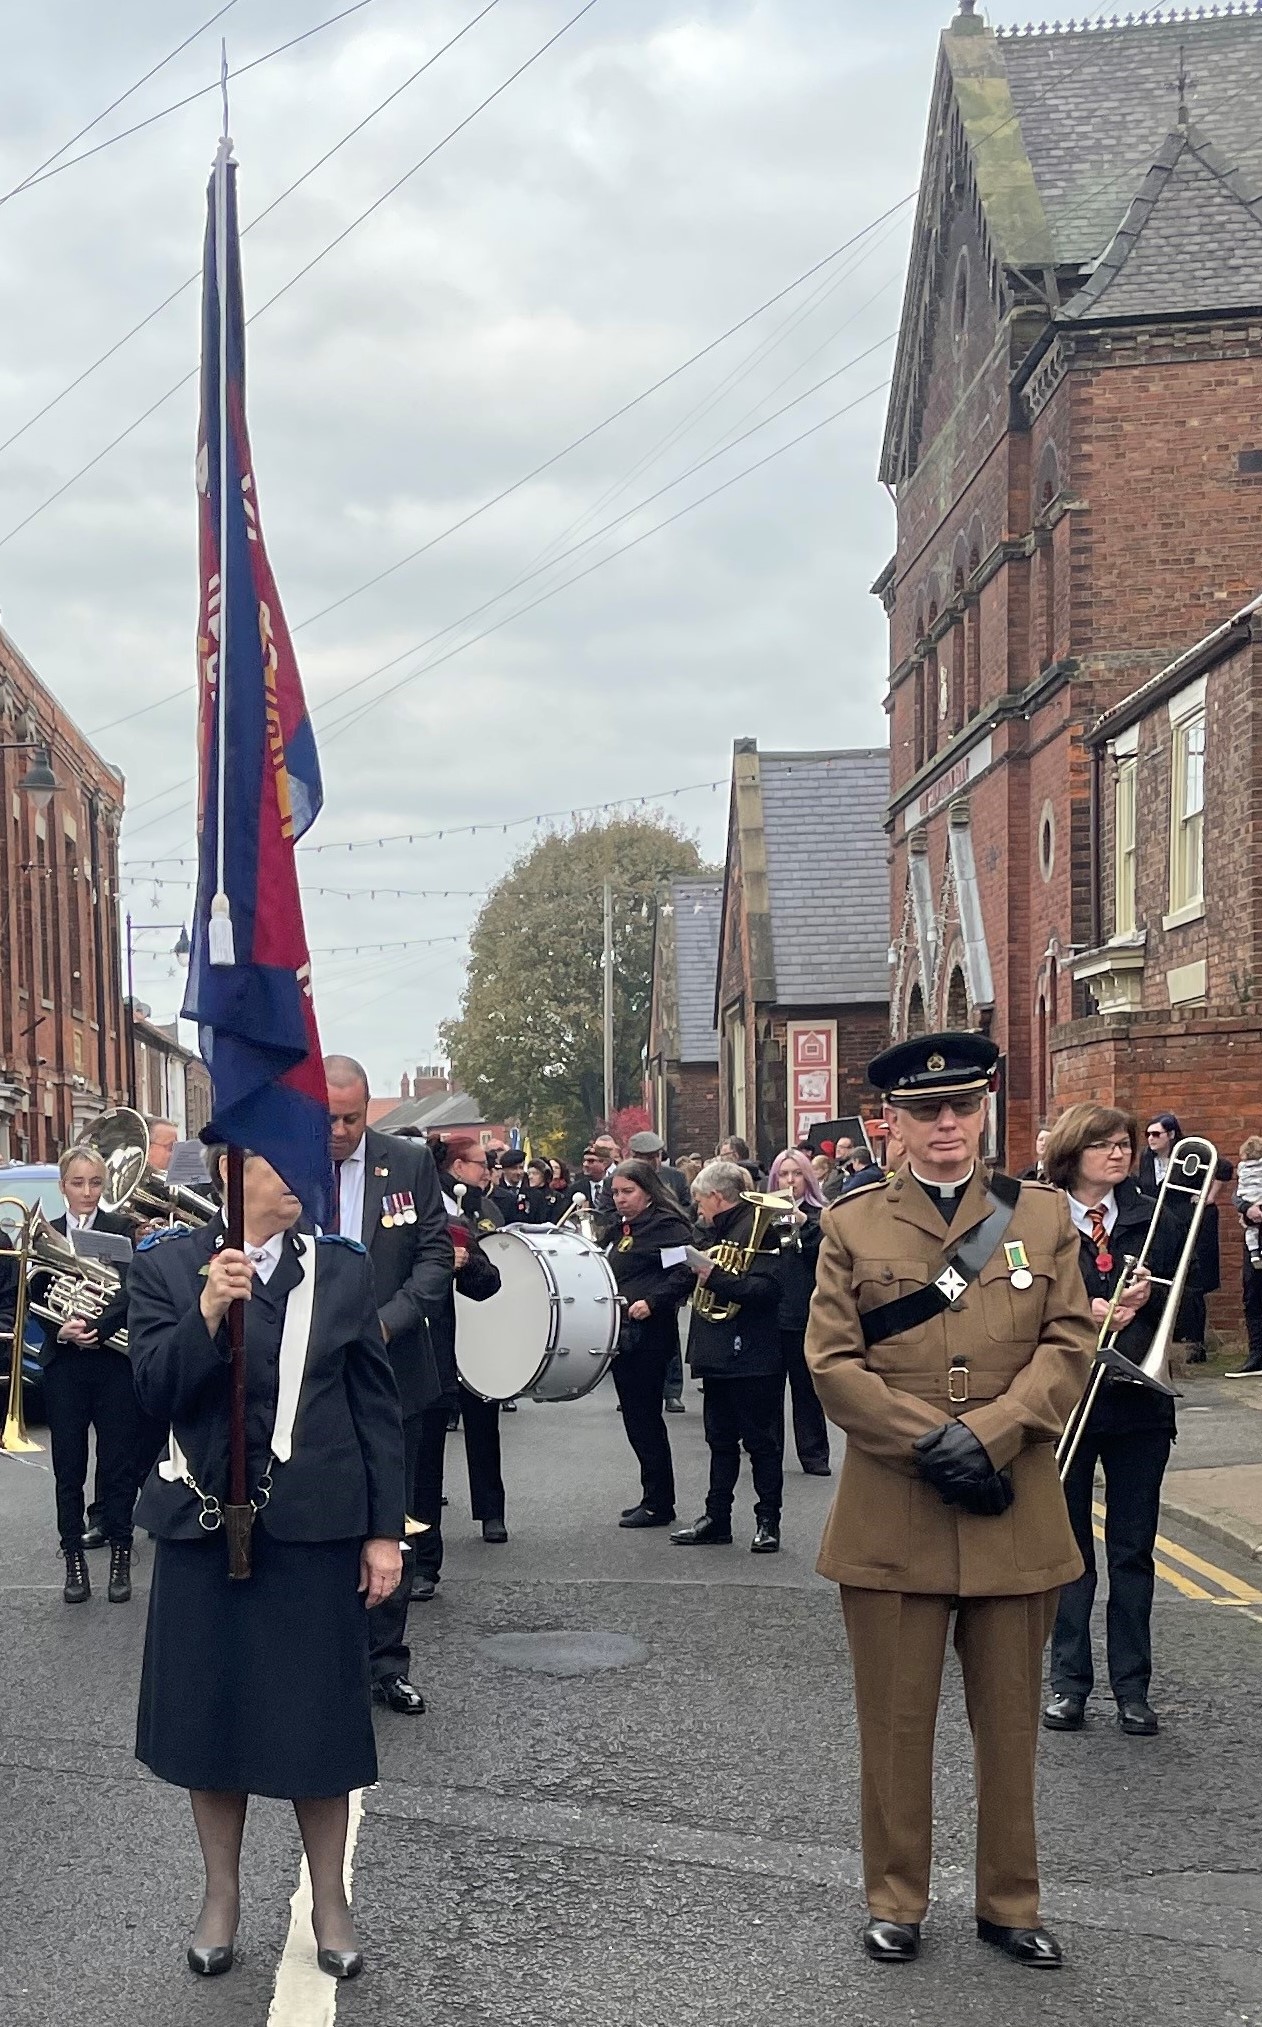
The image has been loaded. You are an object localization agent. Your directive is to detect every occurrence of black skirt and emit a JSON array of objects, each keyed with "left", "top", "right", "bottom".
[{"left": 136, "top": 1525, "right": 377, "bottom": 1799}]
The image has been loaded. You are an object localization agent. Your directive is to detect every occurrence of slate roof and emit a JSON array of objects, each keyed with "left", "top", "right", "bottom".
[
  {"left": 998, "top": 13, "right": 1262, "bottom": 270},
  {"left": 1061, "top": 122, "right": 1262, "bottom": 321},
  {"left": 758, "top": 750, "right": 888, "bottom": 1007},
  {"left": 371, "top": 1088, "right": 486, "bottom": 1134},
  {"left": 671, "top": 876, "right": 722, "bottom": 1064}
]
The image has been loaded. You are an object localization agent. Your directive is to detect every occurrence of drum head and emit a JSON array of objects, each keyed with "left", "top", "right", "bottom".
[{"left": 455, "top": 1229, "right": 555, "bottom": 1401}]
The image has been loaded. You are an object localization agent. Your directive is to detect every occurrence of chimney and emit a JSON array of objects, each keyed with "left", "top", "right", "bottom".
[{"left": 400, "top": 1071, "right": 411, "bottom": 1099}]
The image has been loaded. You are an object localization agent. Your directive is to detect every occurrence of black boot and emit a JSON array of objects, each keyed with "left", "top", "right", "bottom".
[
  {"left": 63, "top": 1548, "right": 90, "bottom": 1604},
  {"left": 107, "top": 1543, "right": 132, "bottom": 1603}
]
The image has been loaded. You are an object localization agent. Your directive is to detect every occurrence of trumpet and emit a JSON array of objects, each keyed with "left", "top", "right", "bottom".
[
  {"left": 1057, "top": 1136, "right": 1217, "bottom": 1482},
  {"left": 690, "top": 1189, "right": 796, "bottom": 1323}
]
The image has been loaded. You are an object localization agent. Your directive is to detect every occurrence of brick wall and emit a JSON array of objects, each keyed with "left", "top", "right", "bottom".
[
  {"left": 663, "top": 1062, "right": 718, "bottom": 1161},
  {"left": 0, "top": 631, "right": 127, "bottom": 1161}
]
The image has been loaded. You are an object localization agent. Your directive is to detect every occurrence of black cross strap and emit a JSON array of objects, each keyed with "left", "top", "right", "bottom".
[{"left": 860, "top": 1172, "right": 1021, "bottom": 1350}]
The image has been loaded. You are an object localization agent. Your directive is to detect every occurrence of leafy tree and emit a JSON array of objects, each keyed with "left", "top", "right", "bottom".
[{"left": 442, "top": 818, "right": 706, "bottom": 1150}]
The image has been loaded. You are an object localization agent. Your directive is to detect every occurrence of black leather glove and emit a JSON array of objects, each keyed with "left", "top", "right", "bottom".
[{"left": 913, "top": 1421, "right": 1015, "bottom": 1516}]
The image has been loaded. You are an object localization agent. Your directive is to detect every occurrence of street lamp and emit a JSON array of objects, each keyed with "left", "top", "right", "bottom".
[
  {"left": 124, "top": 915, "right": 191, "bottom": 1110},
  {"left": 1, "top": 740, "right": 61, "bottom": 812}
]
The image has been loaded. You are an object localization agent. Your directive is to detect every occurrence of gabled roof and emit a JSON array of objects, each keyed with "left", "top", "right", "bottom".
[
  {"left": 1061, "top": 122, "right": 1262, "bottom": 323},
  {"left": 720, "top": 744, "right": 889, "bottom": 1012},
  {"left": 672, "top": 876, "right": 722, "bottom": 1064},
  {"left": 371, "top": 1088, "right": 487, "bottom": 1134}
]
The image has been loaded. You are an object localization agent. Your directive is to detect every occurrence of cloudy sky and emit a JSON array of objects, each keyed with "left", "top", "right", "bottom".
[{"left": 0, "top": 0, "right": 956, "bottom": 1098}]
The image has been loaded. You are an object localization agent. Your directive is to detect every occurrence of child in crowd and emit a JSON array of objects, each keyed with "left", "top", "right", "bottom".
[{"left": 1235, "top": 1136, "right": 1262, "bottom": 1268}]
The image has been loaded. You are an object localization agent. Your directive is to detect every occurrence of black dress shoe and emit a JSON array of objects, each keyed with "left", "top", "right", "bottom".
[
  {"left": 1041, "top": 1693, "right": 1085, "bottom": 1732},
  {"left": 977, "top": 1918, "right": 1062, "bottom": 1966},
  {"left": 81, "top": 1523, "right": 108, "bottom": 1551},
  {"left": 410, "top": 1573, "right": 437, "bottom": 1602},
  {"left": 373, "top": 1675, "right": 426, "bottom": 1714},
  {"left": 750, "top": 1522, "right": 781, "bottom": 1553},
  {"left": 107, "top": 1543, "right": 132, "bottom": 1603},
  {"left": 862, "top": 1918, "right": 920, "bottom": 1961},
  {"left": 63, "top": 1548, "right": 90, "bottom": 1604},
  {"left": 1117, "top": 1698, "right": 1159, "bottom": 1735},
  {"left": 501, "top": 1400, "right": 517, "bottom": 1412},
  {"left": 317, "top": 1948, "right": 364, "bottom": 1980},
  {"left": 801, "top": 1460, "right": 831, "bottom": 1476},
  {"left": 619, "top": 1504, "right": 675, "bottom": 1528},
  {"left": 482, "top": 1519, "right": 508, "bottom": 1543},
  {"left": 670, "top": 1515, "right": 733, "bottom": 1546},
  {"left": 187, "top": 1944, "right": 235, "bottom": 1977},
  {"left": 664, "top": 1397, "right": 685, "bottom": 1414}
]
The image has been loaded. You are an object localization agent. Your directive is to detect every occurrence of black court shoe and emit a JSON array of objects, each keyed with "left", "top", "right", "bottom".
[
  {"left": 317, "top": 1948, "right": 364, "bottom": 1980},
  {"left": 862, "top": 1919, "right": 920, "bottom": 1962},
  {"left": 187, "top": 1944, "right": 235, "bottom": 1977},
  {"left": 664, "top": 1397, "right": 686, "bottom": 1414},
  {"left": 482, "top": 1519, "right": 508, "bottom": 1544},
  {"left": 1117, "top": 1698, "right": 1159, "bottom": 1736},
  {"left": 81, "top": 1522, "right": 108, "bottom": 1550},
  {"left": 670, "top": 1515, "right": 733, "bottom": 1546},
  {"left": 977, "top": 1919, "right": 1062, "bottom": 1966},
  {"left": 750, "top": 1522, "right": 781, "bottom": 1553},
  {"left": 1041, "top": 1693, "right": 1085, "bottom": 1731},
  {"left": 373, "top": 1675, "right": 426, "bottom": 1714},
  {"left": 107, "top": 1544, "right": 132, "bottom": 1603},
  {"left": 63, "top": 1548, "right": 90, "bottom": 1604},
  {"left": 619, "top": 1505, "right": 675, "bottom": 1528},
  {"left": 410, "top": 1571, "right": 438, "bottom": 1602}
]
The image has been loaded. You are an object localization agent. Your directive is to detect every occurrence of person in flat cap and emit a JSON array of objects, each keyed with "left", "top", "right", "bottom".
[{"left": 804, "top": 1029, "right": 1094, "bottom": 1970}]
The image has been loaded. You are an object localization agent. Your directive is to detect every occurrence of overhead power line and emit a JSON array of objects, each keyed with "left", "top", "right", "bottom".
[
  {"left": 1, "top": 0, "right": 384, "bottom": 202},
  {"left": 0, "top": 0, "right": 242, "bottom": 204},
  {"left": 0, "top": 0, "right": 603, "bottom": 556}
]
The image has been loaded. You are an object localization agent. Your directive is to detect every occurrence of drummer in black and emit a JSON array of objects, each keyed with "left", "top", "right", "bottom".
[
  {"left": 411, "top": 1135, "right": 510, "bottom": 1600},
  {"left": 126, "top": 1146, "right": 405, "bottom": 1983},
  {"left": 603, "top": 1159, "right": 694, "bottom": 1528}
]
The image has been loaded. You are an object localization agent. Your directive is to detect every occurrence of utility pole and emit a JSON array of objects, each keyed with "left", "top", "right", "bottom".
[{"left": 602, "top": 878, "right": 614, "bottom": 1125}]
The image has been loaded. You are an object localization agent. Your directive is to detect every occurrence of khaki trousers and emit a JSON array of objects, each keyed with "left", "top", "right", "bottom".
[{"left": 840, "top": 1587, "right": 1059, "bottom": 1928}]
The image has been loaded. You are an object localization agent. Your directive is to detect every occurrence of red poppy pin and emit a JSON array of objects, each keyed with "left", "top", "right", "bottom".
[{"left": 1096, "top": 1251, "right": 1113, "bottom": 1274}]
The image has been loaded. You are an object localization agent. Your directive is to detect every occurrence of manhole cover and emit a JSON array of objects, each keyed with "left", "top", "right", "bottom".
[{"left": 476, "top": 1630, "right": 646, "bottom": 1677}]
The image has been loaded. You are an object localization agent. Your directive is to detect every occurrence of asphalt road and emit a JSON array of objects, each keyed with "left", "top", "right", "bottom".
[{"left": 1, "top": 1377, "right": 1260, "bottom": 2027}]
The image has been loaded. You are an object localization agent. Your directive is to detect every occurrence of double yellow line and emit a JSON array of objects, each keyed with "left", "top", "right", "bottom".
[{"left": 1090, "top": 1501, "right": 1262, "bottom": 1609}]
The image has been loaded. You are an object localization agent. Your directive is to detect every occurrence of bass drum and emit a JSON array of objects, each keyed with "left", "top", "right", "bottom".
[{"left": 455, "top": 1225, "right": 621, "bottom": 1403}]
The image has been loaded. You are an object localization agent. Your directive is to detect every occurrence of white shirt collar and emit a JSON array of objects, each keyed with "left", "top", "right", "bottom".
[
  {"left": 1067, "top": 1188, "right": 1117, "bottom": 1238},
  {"left": 909, "top": 1163, "right": 975, "bottom": 1200},
  {"left": 340, "top": 1136, "right": 367, "bottom": 1174},
  {"left": 245, "top": 1231, "right": 286, "bottom": 1282}
]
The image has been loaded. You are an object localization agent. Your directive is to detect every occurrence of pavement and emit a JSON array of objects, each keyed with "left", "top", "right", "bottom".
[
  {"left": 1161, "top": 1364, "right": 1262, "bottom": 1561},
  {"left": 2, "top": 1376, "right": 1261, "bottom": 2027}
]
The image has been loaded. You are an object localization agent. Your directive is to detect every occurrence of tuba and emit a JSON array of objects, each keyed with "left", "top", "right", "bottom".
[
  {"left": 84, "top": 1108, "right": 216, "bottom": 1229},
  {"left": 690, "top": 1189, "right": 796, "bottom": 1323},
  {"left": 1057, "top": 1136, "right": 1217, "bottom": 1481}
]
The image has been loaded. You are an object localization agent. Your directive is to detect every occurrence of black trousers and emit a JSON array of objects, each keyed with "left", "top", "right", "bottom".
[
  {"left": 89, "top": 1405, "right": 170, "bottom": 1527},
  {"left": 612, "top": 1341, "right": 676, "bottom": 1514},
  {"left": 780, "top": 1327, "right": 829, "bottom": 1470},
  {"left": 412, "top": 1383, "right": 505, "bottom": 1577},
  {"left": 701, "top": 1372, "right": 784, "bottom": 1525},
  {"left": 368, "top": 1407, "right": 426, "bottom": 1683},
  {"left": 1241, "top": 1253, "right": 1262, "bottom": 1370},
  {"left": 1051, "top": 1425, "right": 1172, "bottom": 1703},
  {"left": 43, "top": 1347, "right": 139, "bottom": 1550}
]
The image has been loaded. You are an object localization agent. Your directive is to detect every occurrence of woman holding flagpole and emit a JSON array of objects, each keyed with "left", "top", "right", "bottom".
[{"left": 127, "top": 1147, "right": 406, "bottom": 1981}]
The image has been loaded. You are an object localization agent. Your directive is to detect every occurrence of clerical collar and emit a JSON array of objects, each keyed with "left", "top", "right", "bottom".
[{"left": 910, "top": 1164, "right": 975, "bottom": 1201}]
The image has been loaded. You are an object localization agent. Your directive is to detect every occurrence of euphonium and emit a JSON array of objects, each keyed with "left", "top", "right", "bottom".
[
  {"left": 23, "top": 1207, "right": 130, "bottom": 1348},
  {"left": 690, "top": 1189, "right": 796, "bottom": 1324},
  {"left": 84, "top": 1107, "right": 216, "bottom": 1228},
  {"left": 1057, "top": 1135, "right": 1217, "bottom": 1482}
]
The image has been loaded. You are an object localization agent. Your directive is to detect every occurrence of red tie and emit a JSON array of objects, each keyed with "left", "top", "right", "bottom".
[{"left": 1087, "top": 1205, "right": 1111, "bottom": 1269}]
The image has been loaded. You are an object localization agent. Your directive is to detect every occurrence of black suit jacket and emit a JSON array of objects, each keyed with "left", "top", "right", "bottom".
[
  {"left": 127, "top": 1220, "right": 405, "bottom": 1541},
  {"left": 35, "top": 1209, "right": 134, "bottom": 1367},
  {"left": 358, "top": 1128, "right": 453, "bottom": 1416}
]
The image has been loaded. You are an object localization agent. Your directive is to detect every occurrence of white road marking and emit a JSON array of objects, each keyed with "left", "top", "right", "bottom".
[{"left": 267, "top": 1787, "right": 365, "bottom": 2026}]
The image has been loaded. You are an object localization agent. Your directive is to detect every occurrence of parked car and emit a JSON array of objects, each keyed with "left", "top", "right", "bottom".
[{"left": 0, "top": 1165, "right": 64, "bottom": 1426}]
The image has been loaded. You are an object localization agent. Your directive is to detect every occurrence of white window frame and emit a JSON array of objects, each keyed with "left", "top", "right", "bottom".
[
  {"left": 1164, "top": 680, "right": 1206, "bottom": 928},
  {"left": 1113, "top": 754, "right": 1138, "bottom": 939}
]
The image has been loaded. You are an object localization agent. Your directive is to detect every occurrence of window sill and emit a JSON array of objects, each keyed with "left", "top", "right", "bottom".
[{"left": 1161, "top": 900, "right": 1205, "bottom": 932}]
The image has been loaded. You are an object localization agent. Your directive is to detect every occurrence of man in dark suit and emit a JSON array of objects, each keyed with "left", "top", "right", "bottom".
[{"left": 325, "top": 1054, "right": 454, "bottom": 1714}]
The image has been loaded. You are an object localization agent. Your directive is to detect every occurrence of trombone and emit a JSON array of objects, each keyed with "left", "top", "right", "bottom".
[
  {"left": 0, "top": 1197, "right": 42, "bottom": 1454},
  {"left": 1057, "top": 1136, "right": 1217, "bottom": 1482}
]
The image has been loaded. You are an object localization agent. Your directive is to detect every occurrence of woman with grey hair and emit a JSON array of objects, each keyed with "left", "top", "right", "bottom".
[{"left": 673, "top": 1159, "right": 786, "bottom": 1553}]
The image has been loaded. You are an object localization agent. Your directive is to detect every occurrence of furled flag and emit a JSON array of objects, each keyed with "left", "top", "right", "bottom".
[{"left": 182, "top": 133, "right": 331, "bottom": 1225}]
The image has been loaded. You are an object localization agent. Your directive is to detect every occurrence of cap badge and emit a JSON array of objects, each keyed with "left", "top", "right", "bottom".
[{"left": 927, "top": 1052, "right": 946, "bottom": 1073}]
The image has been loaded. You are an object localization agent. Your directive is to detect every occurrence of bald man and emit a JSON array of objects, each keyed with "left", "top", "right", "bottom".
[{"left": 325, "top": 1054, "right": 453, "bottom": 1716}]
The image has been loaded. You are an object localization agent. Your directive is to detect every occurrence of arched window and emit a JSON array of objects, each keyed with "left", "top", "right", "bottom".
[
  {"left": 907, "top": 982, "right": 926, "bottom": 1037},
  {"left": 946, "top": 966, "right": 968, "bottom": 1029}
]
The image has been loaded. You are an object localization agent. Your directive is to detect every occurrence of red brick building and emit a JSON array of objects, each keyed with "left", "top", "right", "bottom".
[
  {"left": 647, "top": 875, "right": 722, "bottom": 1159},
  {"left": 0, "top": 629, "right": 128, "bottom": 1161},
  {"left": 879, "top": 3, "right": 1262, "bottom": 1170},
  {"left": 715, "top": 742, "right": 888, "bottom": 1167}
]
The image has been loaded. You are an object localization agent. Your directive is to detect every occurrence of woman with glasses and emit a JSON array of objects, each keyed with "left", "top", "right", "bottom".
[{"left": 1041, "top": 1104, "right": 1183, "bottom": 1740}]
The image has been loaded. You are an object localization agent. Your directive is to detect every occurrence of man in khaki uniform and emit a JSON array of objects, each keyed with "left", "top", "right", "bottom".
[{"left": 805, "top": 1031, "right": 1094, "bottom": 1968}]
